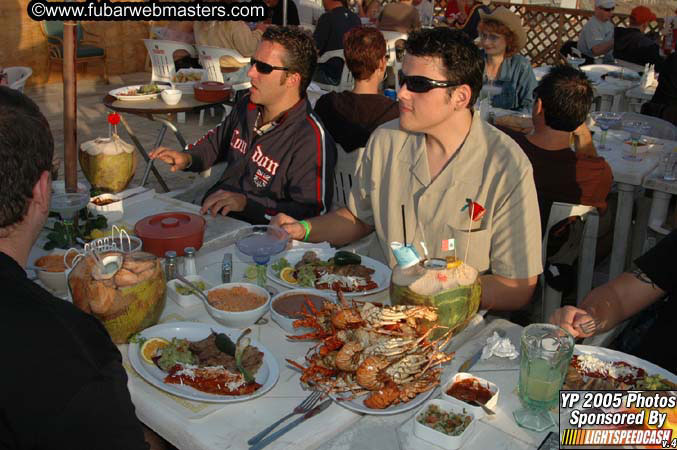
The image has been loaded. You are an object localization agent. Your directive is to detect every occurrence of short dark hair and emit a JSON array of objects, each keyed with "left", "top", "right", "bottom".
[
  {"left": 0, "top": 87, "right": 54, "bottom": 229},
  {"left": 404, "top": 27, "right": 484, "bottom": 105},
  {"left": 343, "top": 27, "right": 386, "bottom": 81},
  {"left": 262, "top": 26, "right": 318, "bottom": 96},
  {"left": 534, "top": 64, "right": 593, "bottom": 132}
]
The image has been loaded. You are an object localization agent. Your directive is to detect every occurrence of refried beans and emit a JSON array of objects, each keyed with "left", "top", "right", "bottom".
[{"left": 207, "top": 287, "right": 266, "bottom": 312}]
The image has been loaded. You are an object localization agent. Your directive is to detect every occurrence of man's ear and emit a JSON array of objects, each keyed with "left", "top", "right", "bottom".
[
  {"left": 534, "top": 98, "right": 544, "bottom": 116},
  {"left": 32, "top": 171, "right": 51, "bottom": 215},
  {"left": 286, "top": 72, "right": 302, "bottom": 90},
  {"left": 452, "top": 84, "right": 473, "bottom": 110}
]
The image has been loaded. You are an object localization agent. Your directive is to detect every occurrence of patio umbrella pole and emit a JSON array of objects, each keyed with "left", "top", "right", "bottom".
[
  {"left": 63, "top": 21, "right": 78, "bottom": 194},
  {"left": 283, "top": 0, "right": 287, "bottom": 26}
]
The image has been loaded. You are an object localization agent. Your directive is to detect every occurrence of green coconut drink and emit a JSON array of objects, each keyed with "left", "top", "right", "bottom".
[{"left": 79, "top": 135, "right": 136, "bottom": 193}]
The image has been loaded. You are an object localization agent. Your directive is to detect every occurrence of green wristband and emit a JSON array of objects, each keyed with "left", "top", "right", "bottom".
[{"left": 299, "top": 220, "right": 311, "bottom": 242}]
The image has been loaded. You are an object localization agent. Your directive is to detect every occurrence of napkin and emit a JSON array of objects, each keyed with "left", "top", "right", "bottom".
[{"left": 480, "top": 331, "right": 518, "bottom": 360}]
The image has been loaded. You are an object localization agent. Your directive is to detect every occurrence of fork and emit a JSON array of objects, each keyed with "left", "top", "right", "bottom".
[
  {"left": 577, "top": 318, "right": 600, "bottom": 335},
  {"left": 247, "top": 390, "right": 323, "bottom": 446}
]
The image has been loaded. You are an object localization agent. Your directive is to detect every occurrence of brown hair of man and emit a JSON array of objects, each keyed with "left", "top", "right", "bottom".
[
  {"left": 262, "top": 26, "right": 318, "bottom": 96},
  {"left": 343, "top": 27, "right": 387, "bottom": 80},
  {"left": 0, "top": 87, "right": 54, "bottom": 234},
  {"left": 477, "top": 19, "right": 519, "bottom": 57}
]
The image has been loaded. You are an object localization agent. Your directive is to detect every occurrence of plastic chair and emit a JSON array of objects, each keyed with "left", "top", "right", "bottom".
[
  {"left": 143, "top": 39, "right": 197, "bottom": 85},
  {"left": 620, "top": 112, "right": 677, "bottom": 140},
  {"left": 41, "top": 21, "right": 108, "bottom": 83},
  {"left": 196, "top": 45, "right": 252, "bottom": 126},
  {"left": 314, "top": 49, "right": 354, "bottom": 92},
  {"left": 381, "top": 31, "right": 407, "bottom": 89},
  {"left": 5, "top": 67, "right": 33, "bottom": 92},
  {"left": 540, "top": 202, "right": 599, "bottom": 323}
]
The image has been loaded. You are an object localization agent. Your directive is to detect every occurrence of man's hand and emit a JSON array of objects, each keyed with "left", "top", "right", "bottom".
[
  {"left": 572, "top": 123, "right": 597, "bottom": 157},
  {"left": 148, "top": 147, "right": 191, "bottom": 172},
  {"left": 270, "top": 212, "right": 306, "bottom": 240},
  {"left": 549, "top": 305, "right": 595, "bottom": 338},
  {"left": 200, "top": 190, "right": 247, "bottom": 217}
]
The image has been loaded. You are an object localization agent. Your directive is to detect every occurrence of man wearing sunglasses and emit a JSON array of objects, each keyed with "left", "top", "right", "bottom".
[
  {"left": 273, "top": 28, "right": 543, "bottom": 312},
  {"left": 577, "top": 0, "right": 615, "bottom": 64},
  {"left": 150, "top": 27, "right": 336, "bottom": 224}
]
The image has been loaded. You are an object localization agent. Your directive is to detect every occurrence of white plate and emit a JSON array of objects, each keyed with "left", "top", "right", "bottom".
[
  {"left": 128, "top": 321, "right": 280, "bottom": 403},
  {"left": 329, "top": 387, "right": 435, "bottom": 416},
  {"left": 109, "top": 84, "right": 167, "bottom": 101},
  {"left": 574, "top": 345, "right": 677, "bottom": 383},
  {"left": 267, "top": 248, "right": 391, "bottom": 297}
]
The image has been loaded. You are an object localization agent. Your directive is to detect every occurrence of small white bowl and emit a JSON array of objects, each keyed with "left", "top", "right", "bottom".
[
  {"left": 440, "top": 372, "right": 500, "bottom": 419},
  {"left": 270, "top": 289, "right": 334, "bottom": 335},
  {"left": 88, "top": 193, "right": 123, "bottom": 222},
  {"left": 414, "top": 399, "right": 476, "bottom": 449},
  {"left": 167, "top": 275, "right": 210, "bottom": 308},
  {"left": 160, "top": 89, "right": 182, "bottom": 105},
  {"left": 33, "top": 250, "right": 70, "bottom": 294},
  {"left": 204, "top": 282, "right": 270, "bottom": 328}
]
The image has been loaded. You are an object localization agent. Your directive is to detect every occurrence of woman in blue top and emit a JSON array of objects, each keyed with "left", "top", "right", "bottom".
[{"left": 477, "top": 7, "right": 537, "bottom": 113}]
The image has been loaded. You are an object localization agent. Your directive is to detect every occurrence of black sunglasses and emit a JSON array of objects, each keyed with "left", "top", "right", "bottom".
[
  {"left": 599, "top": 6, "right": 614, "bottom": 11},
  {"left": 250, "top": 58, "right": 289, "bottom": 74},
  {"left": 397, "top": 70, "right": 458, "bottom": 93}
]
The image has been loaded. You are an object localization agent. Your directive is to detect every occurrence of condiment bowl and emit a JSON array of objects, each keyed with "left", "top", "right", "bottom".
[
  {"left": 204, "top": 282, "right": 270, "bottom": 328},
  {"left": 414, "top": 398, "right": 477, "bottom": 449},
  {"left": 440, "top": 372, "right": 499, "bottom": 418},
  {"left": 88, "top": 193, "right": 123, "bottom": 222},
  {"left": 167, "top": 275, "right": 210, "bottom": 308},
  {"left": 270, "top": 289, "right": 334, "bottom": 335},
  {"left": 160, "top": 89, "right": 182, "bottom": 105},
  {"left": 33, "top": 249, "right": 71, "bottom": 294}
]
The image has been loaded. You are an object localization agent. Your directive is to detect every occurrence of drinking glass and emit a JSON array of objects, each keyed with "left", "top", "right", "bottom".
[
  {"left": 566, "top": 56, "right": 585, "bottom": 68},
  {"left": 590, "top": 112, "right": 622, "bottom": 151},
  {"left": 661, "top": 149, "right": 677, "bottom": 181},
  {"left": 622, "top": 121, "right": 651, "bottom": 162},
  {"left": 513, "top": 323, "right": 574, "bottom": 432}
]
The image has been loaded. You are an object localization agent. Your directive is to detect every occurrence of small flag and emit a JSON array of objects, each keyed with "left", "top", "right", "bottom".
[
  {"left": 441, "top": 238, "right": 455, "bottom": 252},
  {"left": 461, "top": 198, "right": 486, "bottom": 222}
]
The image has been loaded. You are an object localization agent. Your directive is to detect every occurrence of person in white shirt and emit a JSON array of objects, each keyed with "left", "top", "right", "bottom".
[
  {"left": 413, "top": 0, "right": 434, "bottom": 27},
  {"left": 577, "top": 0, "right": 615, "bottom": 63}
]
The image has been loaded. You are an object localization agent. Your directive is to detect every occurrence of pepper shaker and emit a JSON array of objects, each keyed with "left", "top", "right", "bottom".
[
  {"left": 222, "top": 253, "right": 232, "bottom": 283},
  {"left": 164, "top": 250, "right": 178, "bottom": 281}
]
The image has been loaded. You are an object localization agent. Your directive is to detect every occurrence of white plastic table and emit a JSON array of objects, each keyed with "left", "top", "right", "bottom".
[{"left": 643, "top": 163, "right": 677, "bottom": 235}]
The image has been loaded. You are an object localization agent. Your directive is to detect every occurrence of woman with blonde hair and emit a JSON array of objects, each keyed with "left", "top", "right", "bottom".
[{"left": 477, "top": 6, "right": 536, "bottom": 113}]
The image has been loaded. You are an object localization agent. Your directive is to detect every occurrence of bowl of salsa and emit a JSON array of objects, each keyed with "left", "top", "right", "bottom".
[{"left": 441, "top": 372, "right": 499, "bottom": 418}]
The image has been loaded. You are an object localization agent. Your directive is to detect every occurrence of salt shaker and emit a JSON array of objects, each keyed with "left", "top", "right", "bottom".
[
  {"left": 222, "top": 253, "right": 232, "bottom": 283},
  {"left": 183, "top": 247, "right": 197, "bottom": 276},
  {"left": 164, "top": 250, "right": 178, "bottom": 281}
]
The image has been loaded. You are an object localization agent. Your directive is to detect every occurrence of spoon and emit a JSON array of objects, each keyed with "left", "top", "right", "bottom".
[
  {"left": 175, "top": 275, "right": 269, "bottom": 325},
  {"left": 468, "top": 400, "right": 495, "bottom": 415}
]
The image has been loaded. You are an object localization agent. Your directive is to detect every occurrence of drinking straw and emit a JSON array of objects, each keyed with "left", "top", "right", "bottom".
[
  {"left": 401, "top": 204, "right": 407, "bottom": 246},
  {"left": 464, "top": 203, "right": 473, "bottom": 264},
  {"left": 418, "top": 220, "right": 428, "bottom": 259}
]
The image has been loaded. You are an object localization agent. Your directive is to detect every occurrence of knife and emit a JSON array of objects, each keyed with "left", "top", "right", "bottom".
[
  {"left": 458, "top": 329, "right": 506, "bottom": 373},
  {"left": 248, "top": 398, "right": 332, "bottom": 450}
]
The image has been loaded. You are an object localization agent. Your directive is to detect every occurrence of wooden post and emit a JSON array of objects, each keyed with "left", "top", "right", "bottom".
[{"left": 63, "top": 21, "right": 78, "bottom": 194}]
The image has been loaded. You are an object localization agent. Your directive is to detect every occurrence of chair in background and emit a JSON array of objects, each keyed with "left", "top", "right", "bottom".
[
  {"left": 314, "top": 50, "right": 354, "bottom": 93},
  {"left": 196, "top": 44, "right": 251, "bottom": 126},
  {"left": 381, "top": 31, "right": 407, "bottom": 89},
  {"left": 41, "top": 21, "right": 108, "bottom": 83},
  {"left": 540, "top": 202, "right": 599, "bottom": 323},
  {"left": 5, "top": 67, "right": 33, "bottom": 92},
  {"left": 620, "top": 112, "right": 677, "bottom": 140}
]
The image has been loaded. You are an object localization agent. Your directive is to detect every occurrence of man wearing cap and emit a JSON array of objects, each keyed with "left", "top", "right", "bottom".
[
  {"left": 614, "top": 6, "right": 663, "bottom": 69},
  {"left": 578, "top": 0, "right": 615, "bottom": 64},
  {"left": 273, "top": 28, "right": 543, "bottom": 312}
]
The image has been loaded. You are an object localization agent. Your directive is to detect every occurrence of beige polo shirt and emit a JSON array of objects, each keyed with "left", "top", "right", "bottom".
[
  {"left": 194, "top": 21, "right": 263, "bottom": 68},
  {"left": 347, "top": 113, "right": 543, "bottom": 279}
]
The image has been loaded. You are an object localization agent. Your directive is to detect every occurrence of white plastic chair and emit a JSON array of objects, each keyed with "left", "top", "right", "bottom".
[
  {"left": 381, "top": 31, "right": 407, "bottom": 89},
  {"left": 540, "top": 202, "right": 599, "bottom": 323},
  {"left": 196, "top": 44, "right": 252, "bottom": 126},
  {"left": 315, "top": 49, "right": 354, "bottom": 92},
  {"left": 620, "top": 112, "right": 677, "bottom": 141},
  {"left": 5, "top": 67, "right": 33, "bottom": 92},
  {"left": 143, "top": 39, "right": 197, "bottom": 123}
]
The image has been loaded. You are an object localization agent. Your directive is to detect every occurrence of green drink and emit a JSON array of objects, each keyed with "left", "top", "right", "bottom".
[{"left": 513, "top": 324, "right": 574, "bottom": 431}]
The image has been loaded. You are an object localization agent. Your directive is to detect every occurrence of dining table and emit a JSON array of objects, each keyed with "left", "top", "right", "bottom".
[
  {"left": 118, "top": 233, "right": 554, "bottom": 450},
  {"left": 103, "top": 94, "right": 234, "bottom": 191}
]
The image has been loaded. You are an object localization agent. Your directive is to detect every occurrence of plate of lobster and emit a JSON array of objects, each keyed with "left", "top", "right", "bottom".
[{"left": 286, "top": 293, "right": 454, "bottom": 415}]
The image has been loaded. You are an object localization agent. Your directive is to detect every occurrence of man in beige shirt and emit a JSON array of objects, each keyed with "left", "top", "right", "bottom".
[
  {"left": 194, "top": 20, "right": 267, "bottom": 67},
  {"left": 272, "top": 28, "right": 542, "bottom": 310},
  {"left": 378, "top": 0, "right": 421, "bottom": 33}
]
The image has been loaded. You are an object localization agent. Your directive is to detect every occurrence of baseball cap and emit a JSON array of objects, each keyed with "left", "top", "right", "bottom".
[
  {"left": 595, "top": 0, "right": 615, "bottom": 9},
  {"left": 630, "top": 6, "right": 657, "bottom": 24}
]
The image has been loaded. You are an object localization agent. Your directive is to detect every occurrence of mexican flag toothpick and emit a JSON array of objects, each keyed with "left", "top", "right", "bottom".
[{"left": 461, "top": 198, "right": 485, "bottom": 264}]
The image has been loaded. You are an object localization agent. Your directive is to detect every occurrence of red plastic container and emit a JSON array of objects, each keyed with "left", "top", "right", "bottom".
[
  {"left": 193, "top": 81, "right": 232, "bottom": 103},
  {"left": 134, "top": 212, "right": 206, "bottom": 257}
]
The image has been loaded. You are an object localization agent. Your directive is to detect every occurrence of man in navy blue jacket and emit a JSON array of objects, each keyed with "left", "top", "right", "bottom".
[{"left": 151, "top": 27, "right": 336, "bottom": 224}]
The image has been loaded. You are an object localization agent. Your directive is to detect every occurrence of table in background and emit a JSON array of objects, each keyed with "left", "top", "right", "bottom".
[
  {"left": 643, "top": 165, "right": 677, "bottom": 235},
  {"left": 624, "top": 85, "right": 656, "bottom": 113},
  {"left": 103, "top": 94, "right": 231, "bottom": 191}
]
